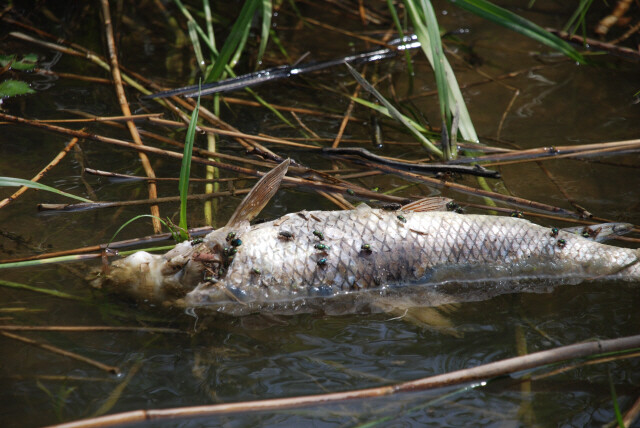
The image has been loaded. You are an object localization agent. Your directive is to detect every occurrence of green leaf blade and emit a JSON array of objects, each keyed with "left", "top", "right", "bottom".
[
  {"left": 0, "top": 177, "right": 92, "bottom": 202},
  {"left": 205, "top": 0, "right": 260, "bottom": 82},
  {"left": 0, "top": 80, "right": 35, "bottom": 98},
  {"left": 178, "top": 86, "right": 201, "bottom": 241}
]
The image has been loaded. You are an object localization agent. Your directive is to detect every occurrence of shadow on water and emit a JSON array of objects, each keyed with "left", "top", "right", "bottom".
[{"left": 1, "top": 1, "right": 639, "bottom": 427}]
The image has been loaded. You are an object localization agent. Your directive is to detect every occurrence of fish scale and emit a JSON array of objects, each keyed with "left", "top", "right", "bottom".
[{"left": 177, "top": 205, "right": 639, "bottom": 311}]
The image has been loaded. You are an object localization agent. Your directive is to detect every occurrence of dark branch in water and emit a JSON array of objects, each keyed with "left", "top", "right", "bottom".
[
  {"left": 322, "top": 147, "right": 501, "bottom": 178},
  {"left": 144, "top": 36, "right": 421, "bottom": 99},
  {"left": 49, "top": 334, "right": 640, "bottom": 427},
  {"left": 449, "top": 139, "right": 640, "bottom": 165}
]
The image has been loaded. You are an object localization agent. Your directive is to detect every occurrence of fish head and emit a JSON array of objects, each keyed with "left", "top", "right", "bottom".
[{"left": 90, "top": 240, "right": 210, "bottom": 305}]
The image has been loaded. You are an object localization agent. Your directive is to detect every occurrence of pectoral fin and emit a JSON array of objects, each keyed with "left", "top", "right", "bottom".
[{"left": 226, "top": 159, "right": 290, "bottom": 227}]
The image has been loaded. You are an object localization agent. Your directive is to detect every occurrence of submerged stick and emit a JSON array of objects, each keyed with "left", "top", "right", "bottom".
[
  {"left": 322, "top": 147, "right": 501, "bottom": 178},
  {"left": 450, "top": 139, "right": 640, "bottom": 164},
  {"left": 100, "top": 0, "right": 161, "bottom": 233},
  {"left": 84, "top": 168, "right": 248, "bottom": 183},
  {"left": 343, "top": 157, "right": 577, "bottom": 217},
  {"left": 48, "top": 335, "right": 640, "bottom": 428},
  {"left": 0, "top": 137, "right": 79, "bottom": 209},
  {"left": 1, "top": 331, "right": 119, "bottom": 374},
  {"left": 548, "top": 28, "right": 640, "bottom": 60}
]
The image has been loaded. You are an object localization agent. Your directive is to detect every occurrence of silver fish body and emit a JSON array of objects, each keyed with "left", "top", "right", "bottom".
[{"left": 97, "top": 204, "right": 640, "bottom": 315}]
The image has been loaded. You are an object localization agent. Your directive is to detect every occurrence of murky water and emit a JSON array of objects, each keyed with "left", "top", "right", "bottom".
[{"left": 1, "top": 1, "right": 639, "bottom": 427}]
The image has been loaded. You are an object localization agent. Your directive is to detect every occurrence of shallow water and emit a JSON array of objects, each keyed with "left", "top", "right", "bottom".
[{"left": 1, "top": 1, "right": 639, "bottom": 427}]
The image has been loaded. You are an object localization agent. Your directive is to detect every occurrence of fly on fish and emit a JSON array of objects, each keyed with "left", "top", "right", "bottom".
[{"left": 92, "top": 159, "right": 639, "bottom": 316}]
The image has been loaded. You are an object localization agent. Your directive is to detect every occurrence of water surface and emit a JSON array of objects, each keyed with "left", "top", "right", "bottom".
[{"left": 1, "top": 1, "right": 639, "bottom": 426}]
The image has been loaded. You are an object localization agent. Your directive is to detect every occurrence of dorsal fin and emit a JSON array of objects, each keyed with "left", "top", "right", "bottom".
[
  {"left": 562, "top": 222, "right": 633, "bottom": 242},
  {"left": 226, "top": 159, "right": 290, "bottom": 227},
  {"left": 402, "top": 197, "right": 452, "bottom": 212}
]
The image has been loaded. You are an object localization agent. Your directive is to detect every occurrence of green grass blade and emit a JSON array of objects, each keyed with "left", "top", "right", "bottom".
[
  {"left": 608, "top": 369, "right": 626, "bottom": 428},
  {"left": 179, "top": 85, "right": 201, "bottom": 241},
  {"left": 173, "top": 0, "right": 218, "bottom": 55},
  {"left": 0, "top": 177, "right": 92, "bottom": 202},
  {"left": 205, "top": 0, "right": 260, "bottom": 82},
  {"left": 386, "top": 0, "right": 414, "bottom": 79},
  {"left": 256, "top": 0, "right": 272, "bottom": 67},
  {"left": 0, "top": 279, "right": 87, "bottom": 301},
  {"left": 563, "top": 0, "right": 594, "bottom": 33},
  {"left": 203, "top": 0, "right": 216, "bottom": 57},
  {"left": 404, "top": 0, "right": 478, "bottom": 144},
  {"left": 0, "top": 245, "right": 176, "bottom": 270},
  {"left": 0, "top": 254, "right": 101, "bottom": 269},
  {"left": 349, "top": 96, "right": 440, "bottom": 138},
  {"left": 345, "top": 63, "right": 443, "bottom": 158},
  {"left": 420, "top": 0, "right": 453, "bottom": 158},
  {"left": 109, "top": 215, "right": 173, "bottom": 247},
  {"left": 187, "top": 21, "right": 206, "bottom": 72},
  {"left": 449, "top": 0, "right": 586, "bottom": 63}
]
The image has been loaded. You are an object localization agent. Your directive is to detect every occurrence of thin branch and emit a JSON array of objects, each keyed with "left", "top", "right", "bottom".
[
  {"left": 0, "top": 226, "right": 214, "bottom": 264},
  {"left": 450, "top": 139, "right": 640, "bottom": 165},
  {"left": 223, "top": 96, "right": 358, "bottom": 121},
  {"left": 18, "top": 113, "right": 163, "bottom": 123},
  {"left": 0, "top": 331, "right": 119, "bottom": 374},
  {"left": 340, "top": 157, "right": 577, "bottom": 217},
  {"left": 322, "top": 147, "right": 501, "bottom": 178},
  {"left": 48, "top": 335, "right": 640, "bottom": 428},
  {"left": 623, "top": 395, "right": 640, "bottom": 428},
  {"left": 0, "top": 325, "right": 185, "bottom": 333},
  {"left": 100, "top": 0, "right": 161, "bottom": 233},
  {"left": 547, "top": 28, "right": 640, "bottom": 60},
  {"left": 0, "top": 137, "right": 79, "bottom": 209},
  {"left": 84, "top": 168, "right": 249, "bottom": 183},
  {"left": 332, "top": 69, "right": 363, "bottom": 148}
]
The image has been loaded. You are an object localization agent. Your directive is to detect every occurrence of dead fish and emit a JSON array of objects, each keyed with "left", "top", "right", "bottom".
[{"left": 93, "top": 159, "right": 640, "bottom": 315}]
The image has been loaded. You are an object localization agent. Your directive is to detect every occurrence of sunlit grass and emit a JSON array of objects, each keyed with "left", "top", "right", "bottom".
[
  {"left": 0, "top": 177, "right": 92, "bottom": 202},
  {"left": 178, "top": 86, "right": 201, "bottom": 241}
]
